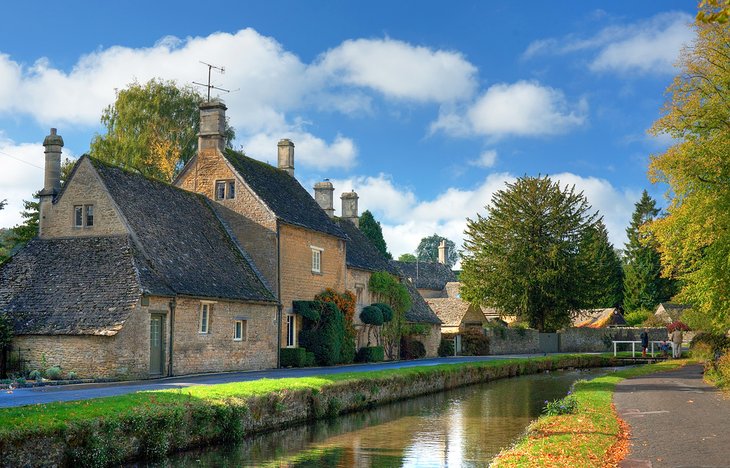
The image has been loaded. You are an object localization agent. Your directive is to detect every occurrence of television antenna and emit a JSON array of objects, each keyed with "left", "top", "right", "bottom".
[{"left": 193, "top": 61, "right": 230, "bottom": 102}]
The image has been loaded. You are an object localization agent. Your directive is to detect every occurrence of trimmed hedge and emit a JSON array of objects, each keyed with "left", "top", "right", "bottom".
[
  {"left": 356, "top": 346, "right": 384, "bottom": 363},
  {"left": 360, "top": 305, "right": 384, "bottom": 326},
  {"left": 400, "top": 337, "right": 426, "bottom": 360},
  {"left": 293, "top": 301, "right": 321, "bottom": 322},
  {"left": 299, "top": 302, "right": 345, "bottom": 366},
  {"left": 373, "top": 303, "right": 394, "bottom": 323},
  {"left": 280, "top": 348, "right": 315, "bottom": 368},
  {"left": 461, "top": 329, "right": 490, "bottom": 356}
]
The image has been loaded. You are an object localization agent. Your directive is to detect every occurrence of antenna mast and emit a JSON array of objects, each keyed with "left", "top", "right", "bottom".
[{"left": 193, "top": 61, "right": 230, "bottom": 102}]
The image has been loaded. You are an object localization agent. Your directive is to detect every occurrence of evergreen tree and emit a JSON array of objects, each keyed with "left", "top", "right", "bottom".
[
  {"left": 579, "top": 220, "right": 624, "bottom": 308},
  {"left": 623, "top": 190, "right": 674, "bottom": 312},
  {"left": 397, "top": 253, "right": 417, "bottom": 262},
  {"left": 359, "top": 210, "right": 392, "bottom": 259},
  {"left": 461, "top": 176, "right": 598, "bottom": 332},
  {"left": 416, "top": 234, "right": 458, "bottom": 267}
]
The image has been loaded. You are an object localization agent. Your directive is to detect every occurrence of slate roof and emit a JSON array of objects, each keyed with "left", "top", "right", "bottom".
[
  {"left": 391, "top": 260, "right": 457, "bottom": 291},
  {"left": 655, "top": 302, "right": 691, "bottom": 323},
  {"left": 402, "top": 277, "right": 442, "bottom": 324},
  {"left": 0, "top": 157, "right": 276, "bottom": 335},
  {"left": 334, "top": 218, "right": 398, "bottom": 274},
  {"left": 222, "top": 149, "right": 346, "bottom": 239},
  {"left": 0, "top": 236, "right": 144, "bottom": 335}
]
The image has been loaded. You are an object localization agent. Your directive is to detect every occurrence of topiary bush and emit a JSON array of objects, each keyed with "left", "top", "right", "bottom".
[
  {"left": 400, "top": 336, "right": 426, "bottom": 360},
  {"left": 461, "top": 328, "right": 490, "bottom": 356},
  {"left": 293, "top": 301, "right": 321, "bottom": 322},
  {"left": 356, "top": 346, "right": 384, "bottom": 363},
  {"left": 280, "top": 347, "right": 310, "bottom": 367},
  {"left": 360, "top": 306, "right": 384, "bottom": 326},
  {"left": 373, "top": 303, "right": 394, "bottom": 323},
  {"left": 438, "top": 337, "right": 455, "bottom": 357},
  {"left": 298, "top": 301, "right": 345, "bottom": 366}
]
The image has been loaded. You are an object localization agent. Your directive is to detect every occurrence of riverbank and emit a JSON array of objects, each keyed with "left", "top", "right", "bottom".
[
  {"left": 491, "top": 358, "right": 689, "bottom": 467},
  {"left": 1, "top": 354, "right": 617, "bottom": 467}
]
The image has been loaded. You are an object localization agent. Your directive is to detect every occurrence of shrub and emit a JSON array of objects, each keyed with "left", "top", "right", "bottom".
[
  {"left": 28, "top": 369, "right": 42, "bottom": 381},
  {"left": 690, "top": 333, "right": 730, "bottom": 361},
  {"left": 400, "top": 336, "right": 426, "bottom": 360},
  {"left": 304, "top": 351, "right": 316, "bottom": 367},
  {"left": 373, "top": 303, "right": 394, "bottom": 323},
  {"left": 293, "top": 301, "right": 321, "bottom": 322},
  {"left": 713, "top": 351, "right": 730, "bottom": 387},
  {"left": 667, "top": 320, "right": 690, "bottom": 332},
  {"left": 461, "top": 329, "right": 489, "bottom": 356},
  {"left": 356, "top": 346, "right": 384, "bottom": 363},
  {"left": 280, "top": 348, "right": 309, "bottom": 367},
  {"left": 298, "top": 302, "right": 345, "bottom": 366},
  {"left": 542, "top": 393, "right": 578, "bottom": 416},
  {"left": 438, "top": 338, "right": 455, "bottom": 357},
  {"left": 68, "top": 371, "right": 78, "bottom": 380},
  {"left": 642, "top": 314, "right": 666, "bottom": 327},
  {"left": 624, "top": 310, "right": 650, "bottom": 327},
  {"left": 45, "top": 366, "right": 62, "bottom": 380},
  {"left": 316, "top": 289, "right": 357, "bottom": 365},
  {"left": 360, "top": 305, "right": 384, "bottom": 326}
]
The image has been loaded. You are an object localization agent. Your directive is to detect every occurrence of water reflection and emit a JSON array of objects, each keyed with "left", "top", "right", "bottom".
[{"left": 143, "top": 368, "right": 606, "bottom": 467}]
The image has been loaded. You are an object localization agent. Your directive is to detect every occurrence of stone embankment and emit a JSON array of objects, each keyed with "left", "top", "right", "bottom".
[{"left": 0, "top": 355, "right": 619, "bottom": 467}]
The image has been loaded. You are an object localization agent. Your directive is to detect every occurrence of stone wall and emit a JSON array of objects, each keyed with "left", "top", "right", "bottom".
[
  {"left": 414, "top": 323, "right": 441, "bottom": 357},
  {"left": 42, "top": 158, "right": 128, "bottom": 239},
  {"left": 559, "top": 327, "right": 668, "bottom": 353},
  {"left": 485, "top": 328, "right": 540, "bottom": 355},
  {"left": 171, "top": 297, "right": 278, "bottom": 375}
]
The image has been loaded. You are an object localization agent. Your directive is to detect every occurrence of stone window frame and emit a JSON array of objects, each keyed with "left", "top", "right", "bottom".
[
  {"left": 285, "top": 313, "right": 297, "bottom": 347},
  {"left": 311, "top": 246, "right": 323, "bottom": 274},
  {"left": 234, "top": 318, "right": 247, "bottom": 341},
  {"left": 200, "top": 301, "right": 216, "bottom": 334},
  {"left": 73, "top": 204, "right": 95, "bottom": 228},
  {"left": 215, "top": 179, "right": 236, "bottom": 200}
]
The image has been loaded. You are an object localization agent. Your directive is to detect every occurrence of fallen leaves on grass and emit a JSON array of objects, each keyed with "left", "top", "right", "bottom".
[{"left": 602, "top": 404, "right": 630, "bottom": 468}]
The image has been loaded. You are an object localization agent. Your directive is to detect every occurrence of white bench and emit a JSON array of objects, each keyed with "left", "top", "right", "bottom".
[{"left": 612, "top": 340, "right": 675, "bottom": 357}]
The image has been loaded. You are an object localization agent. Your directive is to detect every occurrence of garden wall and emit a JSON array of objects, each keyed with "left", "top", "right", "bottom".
[
  {"left": 559, "top": 327, "right": 668, "bottom": 353},
  {"left": 484, "top": 328, "right": 540, "bottom": 355}
]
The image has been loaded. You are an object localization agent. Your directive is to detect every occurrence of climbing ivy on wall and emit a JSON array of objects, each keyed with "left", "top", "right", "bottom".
[{"left": 368, "top": 272, "right": 412, "bottom": 360}]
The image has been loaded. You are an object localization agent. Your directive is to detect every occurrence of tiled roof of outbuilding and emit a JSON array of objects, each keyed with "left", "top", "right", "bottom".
[
  {"left": 391, "top": 260, "right": 457, "bottom": 291},
  {"left": 334, "top": 218, "right": 398, "bottom": 274},
  {"left": 92, "top": 158, "right": 275, "bottom": 303},
  {"left": 223, "top": 149, "right": 346, "bottom": 239},
  {"left": 0, "top": 236, "right": 146, "bottom": 335}
]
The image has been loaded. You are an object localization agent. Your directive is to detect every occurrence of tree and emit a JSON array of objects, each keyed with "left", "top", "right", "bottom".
[
  {"left": 416, "top": 234, "right": 458, "bottom": 267},
  {"left": 359, "top": 210, "right": 392, "bottom": 259},
  {"left": 647, "top": 17, "right": 730, "bottom": 332},
  {"left": 697, "top": 0, "right": 730, "bottom": 23},
  {"left": 460, "top": 176, "right": 598, "bottom": 332},
  {"left": 579, "top": 220, "right": 624, "bottom": 308},
  {"left": 623, "top": 191, "right": 675, "bottom": 312},
  {"left": 397, "top": 253, "right": 417, "bottom": 262},
  {"left": 90, "top": 79, "right": 235, "bottom": 182},
  {"left": 368, "top": 271, "right": 411, "bottom": 359}
]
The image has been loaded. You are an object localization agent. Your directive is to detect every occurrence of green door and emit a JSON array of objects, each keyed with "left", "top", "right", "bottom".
[{"left": 150, "top": 314, "right": 165, "bottom": 375}]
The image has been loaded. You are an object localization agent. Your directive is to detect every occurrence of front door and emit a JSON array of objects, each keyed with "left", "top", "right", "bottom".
[{"left": 150, "top": 314, "right": 165, "bottom": 375}]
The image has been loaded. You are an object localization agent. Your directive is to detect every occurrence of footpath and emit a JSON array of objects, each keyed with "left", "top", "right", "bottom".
[{"left": 614, "top": 364, "right": 730, "bottom": 468}]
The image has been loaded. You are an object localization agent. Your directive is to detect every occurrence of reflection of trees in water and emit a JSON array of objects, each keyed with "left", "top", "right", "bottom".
[{"left": 150, "top": 369, "right": 604, "bottom": 467}]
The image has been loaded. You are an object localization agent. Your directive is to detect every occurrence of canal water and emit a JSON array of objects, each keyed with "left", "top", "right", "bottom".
[{"left": 143, "top": 367, "right": 609, "bottom": 467}]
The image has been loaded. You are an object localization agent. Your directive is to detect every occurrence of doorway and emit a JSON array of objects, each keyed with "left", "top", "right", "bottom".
[{"left": 150, "top": 314, "right": 165, "bottom": 376}]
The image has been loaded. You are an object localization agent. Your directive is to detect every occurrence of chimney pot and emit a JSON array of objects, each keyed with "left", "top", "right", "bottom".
[
  {"left": 314, "top": 180, "right": 335, "bottom": 218},
  {"left": 341, "top": 190, "right": 359, "bottom": 227},
  {"left": 277, "top": 139, "right": 295, "bottom": 176},
  {"left": 438, "top": 240, "right": 447, "bottom": 265},
  {"left": 198, "top": 101, "right": 227, "bottom": 152},
  {"left": 40, "top": 128, "right": 64, "bottom": 238}
]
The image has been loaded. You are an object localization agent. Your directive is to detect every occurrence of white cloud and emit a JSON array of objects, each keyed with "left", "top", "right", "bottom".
[
  {"left": 315, "top": 38, "right": 477, "bottom": 103},
  {"left": 432, "top": 81, "right": 587, "bottom": 139},
  {"left": 469, "top": 150, "right": 497, "bottom": 168},
  {"left": 243, "top": 132, "right": 357, "bottom": 171},
  {"left": 523, "top": 11, "right": 693, "bottom": 75}
]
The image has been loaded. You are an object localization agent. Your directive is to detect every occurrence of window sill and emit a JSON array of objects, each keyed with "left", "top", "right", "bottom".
[{"left": 311, "top": 271, "right": 323, "bottom": 276}]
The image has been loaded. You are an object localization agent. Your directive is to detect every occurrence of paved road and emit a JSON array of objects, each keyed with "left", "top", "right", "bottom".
[
  {"left": 614, "top": 364, "right": 730, "bottom": 468},
  {"left": 0, "top": 354, "right": 548, "bottom": 408}
]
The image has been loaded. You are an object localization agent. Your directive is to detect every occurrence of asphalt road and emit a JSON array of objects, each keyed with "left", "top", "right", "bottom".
[
  {"left": 0, "top": 354, "right": 548, "bottom": 408},
  {"left": 614, "top": 364, "right": 730, "bottom": 468}
]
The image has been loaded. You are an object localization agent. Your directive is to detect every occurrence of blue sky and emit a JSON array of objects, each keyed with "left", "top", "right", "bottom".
[{"left": 0, "top": 1, "right": 696, "bottom": 259}]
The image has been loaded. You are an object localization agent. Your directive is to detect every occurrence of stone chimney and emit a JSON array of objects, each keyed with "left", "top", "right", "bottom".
[
  {"left": 277, "top": 139, "right": 294, "bottom": 176},
  {"left": 438, "top": 240, "right": 447, "bottom": 265},
  {"left": 341, "top": 191, "right": 359, "bottom": 227},
  {"left": 314, "top": 179, "right": 335, "bottom": 218},
  {"left": 38, "top": 128, "right": 64, "bottom": 238},
  {"left": 198, "top": 101, "right": 227, "bottom": 152}
]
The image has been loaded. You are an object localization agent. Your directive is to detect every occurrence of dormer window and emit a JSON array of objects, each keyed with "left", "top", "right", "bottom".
[
  {"left": 74, "top": 205, "right": 94, "bottom": 228},
  {"left": 215, "top": 180, "right": 235, "bottom": 200}
]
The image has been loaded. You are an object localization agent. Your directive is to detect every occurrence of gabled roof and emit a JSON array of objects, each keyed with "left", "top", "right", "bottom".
[
  {"left": 1, "top": 157, "right": 276, "bottom": 335},
  {"left": 391, "top": 260, "right": 457, "bottom": 291},
  {"left": 334, "top": 218, "right": 398, "bottom": 274},
  {"left": 222, "top": 149, "right": 346, "bottom": 239},
  {"left": 426, "top": 298, "right": 469, "bottom": 328},
  {"left": 573, "top": 308, "right": 627, "bottom": 328},
  {"left": 402, "top": 277, "right": 442, "bottom": 324},
  {"left": 655, "top": 302, "right": 691, "bottom": 322}
]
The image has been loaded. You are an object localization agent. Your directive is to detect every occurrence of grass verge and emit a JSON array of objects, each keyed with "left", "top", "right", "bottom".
[
  {"left": 491, "top": 358, "right": 690, "bottom": 467},
  {"left": 0, "top": 354, "right": 615, "bottom": 466}
]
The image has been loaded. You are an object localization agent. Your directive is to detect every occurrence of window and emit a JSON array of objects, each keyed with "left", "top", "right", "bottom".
[
  {"left": 234, "top": 320, "right": 247, "bottom": 341},
  {"left": 311, "top": 247, "right": 323, "bottom": 273},
  {"left": 215, "top": 180, "right": 235, "bottom": 200},
  {"left": 286, "top": 314, "right": 296, "bottom": 347},
  {"left": 199, "top": 303, "right": 210, "bottom": 334},
  {"left": 74, "top": 205, "right": 94, "bottom": 228}
]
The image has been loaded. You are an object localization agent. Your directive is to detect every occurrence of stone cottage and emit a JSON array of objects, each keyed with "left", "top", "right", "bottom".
[
  {"left": 426, "top": 282, "right": 500, "bottom": 334},
  {"left": 174, "top": 101, "right": 348, "bottom": 352},
  {"left": 0, "top": 130, "right": 278, "bottom": 379},
  {"left": 312, "top": 183, "right": 442, "bottom": 356},
  {"left": 392, "top": 254, "right": 458, "bottom": 299}
]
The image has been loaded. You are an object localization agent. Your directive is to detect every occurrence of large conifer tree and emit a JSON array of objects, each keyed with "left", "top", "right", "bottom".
[
  {"left": 579, "top": 220, "right": 624, "bottom": 308},
  {"left": 359, "top": 210, "right": 392, "bottom": 259}
]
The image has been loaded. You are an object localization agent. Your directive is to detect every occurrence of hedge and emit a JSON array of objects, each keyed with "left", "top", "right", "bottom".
[
  {"left": 279, "top": 348, "right": 315, "bottom": 368},
  {"left": 372, "top": 303, "right": 394, "bottom": 323},
  {"left": 299, "top": 302, "right": 345, "bottom": 366},
  {"left": 356, "top": 346, "right": 384, "bottom": 363},
  {"left": 360, "top": 305, "right": 384, "bottom": 326}
]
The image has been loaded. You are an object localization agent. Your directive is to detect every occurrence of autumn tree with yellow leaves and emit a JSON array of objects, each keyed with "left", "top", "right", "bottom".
[
  {"left": 90, "top": 79, "right": 235, "bottom": 182},
  {"left": 647, "top": 15, "right": 730, "bottom": 332}
]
